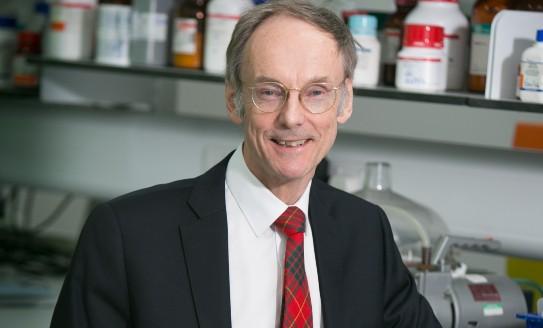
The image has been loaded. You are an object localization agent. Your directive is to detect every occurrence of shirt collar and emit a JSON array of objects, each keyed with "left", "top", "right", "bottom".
[{"left": 225, "top": 144, "right": 311, "bottom": 237}]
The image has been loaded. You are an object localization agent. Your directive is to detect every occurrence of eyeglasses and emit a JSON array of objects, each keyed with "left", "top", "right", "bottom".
[{"left": 247, "top": 81, "right": 342, "bottom": 114}]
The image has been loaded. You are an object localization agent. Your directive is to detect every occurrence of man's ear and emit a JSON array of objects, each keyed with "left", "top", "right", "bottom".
[
  {"left": 225, "top": 85, "right": 242, "bottom": 125},
  {"left": 337, "top": 78, "right": 353, "bottom": 124}
]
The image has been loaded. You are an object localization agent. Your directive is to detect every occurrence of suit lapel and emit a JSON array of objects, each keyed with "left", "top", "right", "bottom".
[
  {"left": 177, "top": 156, "right": 344, "bottom": 327},
  {"left": 179, "top": 156, "right": 232, "bottom": 328},
  {"left": 309, "top": 181, "right": 344, "bottom": 327}
]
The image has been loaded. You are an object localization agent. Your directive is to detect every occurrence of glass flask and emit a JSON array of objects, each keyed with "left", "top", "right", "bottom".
[{"left": 354, "top": 162, "right": 449, "bottom": 265}]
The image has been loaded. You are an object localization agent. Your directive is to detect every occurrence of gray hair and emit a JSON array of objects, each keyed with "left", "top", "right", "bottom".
[{"left": 225, "top": 0, "right": 357, "bottom": 116}]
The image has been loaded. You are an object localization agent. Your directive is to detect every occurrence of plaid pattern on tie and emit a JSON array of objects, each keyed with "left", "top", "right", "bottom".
[{"left": 274, "top": 206, "right": 313, "bottom": 328}]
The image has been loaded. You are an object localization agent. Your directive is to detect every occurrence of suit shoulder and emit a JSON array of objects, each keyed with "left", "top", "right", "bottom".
[
  {"left": 312, "top": 179, "right": 382, "bottom": 215},
  {"left": 110, "top": 178, "right": 196, "bottom": 207}
]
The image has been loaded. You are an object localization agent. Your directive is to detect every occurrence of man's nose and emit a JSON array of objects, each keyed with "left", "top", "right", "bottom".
[{"left": 278, "top": 90, "right": 305, "bottom": 127}]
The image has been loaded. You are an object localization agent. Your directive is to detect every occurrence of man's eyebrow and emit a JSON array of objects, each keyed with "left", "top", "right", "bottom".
[
  {"left": 253, "top": 76, "right": 282, "bottom": 83},
  {"left": 252, "top": 76, "right": 332, "bottom": 85}
]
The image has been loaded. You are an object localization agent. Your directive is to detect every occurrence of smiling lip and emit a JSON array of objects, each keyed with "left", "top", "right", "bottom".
[{"left": 272, "top": 138, "right": 309, "bottom": 147}]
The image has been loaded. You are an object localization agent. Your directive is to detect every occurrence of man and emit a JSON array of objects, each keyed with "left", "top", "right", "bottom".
[{"left": 51, "top": 1, "right": 441, "bottom": 327}]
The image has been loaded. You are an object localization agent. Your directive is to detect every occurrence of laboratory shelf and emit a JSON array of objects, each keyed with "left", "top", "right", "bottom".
[
  {"left": 4, "top": 57, "right": 541, "bottom": 155},
  {"left": 31, "top": 57, "right": 543, "bottom": 114}
]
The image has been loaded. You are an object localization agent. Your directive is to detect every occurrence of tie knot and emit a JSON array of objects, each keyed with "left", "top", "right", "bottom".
[{"left": 274, "top": 206, "right": 306, "bottom": 236}]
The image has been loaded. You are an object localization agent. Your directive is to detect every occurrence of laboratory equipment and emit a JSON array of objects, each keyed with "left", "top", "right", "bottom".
[
  {"left": 416, "top": 235, "right": 528, "bottom": 328},
  {"left": 354, "top": 162, "right": 449, "bottom": 264}
]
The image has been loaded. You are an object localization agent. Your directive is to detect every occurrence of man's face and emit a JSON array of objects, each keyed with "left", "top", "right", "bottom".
[{"left": 226, "top": 15, "right": 353, "bottom": 193}]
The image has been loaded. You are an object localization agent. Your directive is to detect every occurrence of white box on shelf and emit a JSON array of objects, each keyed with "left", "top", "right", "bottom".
[{"left": 486, "top": 10, "right": 543, "bottom": 101}]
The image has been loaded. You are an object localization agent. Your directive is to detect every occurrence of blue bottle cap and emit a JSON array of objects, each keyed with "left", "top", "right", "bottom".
[
  {"left": 537, "top": 29, "right": 543, "bottom": 42},
  {"left": 253, "top": 0, "right": 268, "bottom": 4},
  {"left": 348, "top": 15, "right": 378, "bottom": 37},
  {"left": 34, "top": 1, "right": 50, "bottom": 15},
  {"left": 0, "top": 16, "right": 17, "bottom": 29}
]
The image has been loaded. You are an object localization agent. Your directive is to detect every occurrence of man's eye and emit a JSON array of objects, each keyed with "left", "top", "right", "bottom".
[
  {"left": 304, "top": 86, "right": 328, "bottom": 98},
  {"left": 256, "top": 87, "right": 282, "bottom": 98}
]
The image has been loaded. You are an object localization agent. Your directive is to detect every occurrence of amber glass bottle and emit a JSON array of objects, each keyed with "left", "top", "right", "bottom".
[
  {"left": 172, "top": 0, "right": 207, "bottom": 69},
  {"left": 468, "top": 0, "right": 510, "bottom": 93},
  {"left": 514, "top": 0, "right": 543, "bottom": 11},
  {"left": 382, "top": 0, "right": 417, "bottom": 86}
]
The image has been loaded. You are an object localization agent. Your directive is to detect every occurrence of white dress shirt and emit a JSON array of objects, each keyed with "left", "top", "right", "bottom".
[{"left": 225, "top": 145, "right": 322, "bottom": 328}]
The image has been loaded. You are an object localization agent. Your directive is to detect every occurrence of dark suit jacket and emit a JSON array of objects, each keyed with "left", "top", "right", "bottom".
[{"left": 51, "top": 155, "right": 441, "bottom": 328}]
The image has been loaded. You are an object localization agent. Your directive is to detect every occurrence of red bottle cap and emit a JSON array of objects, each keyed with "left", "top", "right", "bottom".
[{"left": 403, "top": 24, "right": 444, "bottom": 49}]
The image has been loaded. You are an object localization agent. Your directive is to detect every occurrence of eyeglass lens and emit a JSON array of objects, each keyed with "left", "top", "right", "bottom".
[{"left": 251, "top": 82, "right": 336, "bottom": 113}]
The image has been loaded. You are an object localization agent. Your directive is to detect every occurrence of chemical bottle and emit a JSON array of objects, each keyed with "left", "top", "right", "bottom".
[
  {"left": 27, "top": 1, "right": 50, "bottom": 34},
  {"left": 130, "top": 0, "right": 174, "bottom": 66},
  {"left": 12, "top": 2, "right": 49, "bottom": 90},
  {"left": 172, "top": 0, "right": 207, "bottom": 69},
  {"left": 382, "top": 0, "right": 417, "bottom": 86},
  {"left": 468, "top": 0, "right": 510, "bottom": 93},
  {"left": 395, "top": 24, "right": 447, "bottom": 92},
  {"left": 0, "top": 16, "right": 17, "bottom": 90},
  {"left": 12, "top": 32, "right": 41, "bottom": 89},
  {"left": 514, "top": 0, "right": 543, "bottom": 11},
  {"left": 95, "top": 0, "right": 132, "bottom": 66},
  {"left": 203, "top": 0, "right": 253, "bottom": 74},
  {"left": 44, "top": 0, "right": 97, "bottom": 61},
  {"left": 349, "top": 15, "right": 381, "bottom": 88},
  {"left": 519, "top": 29, "right": 543, "bottom": 103},
  {"left": 405, "top": 0, "right": 469, "bottom": 90}
]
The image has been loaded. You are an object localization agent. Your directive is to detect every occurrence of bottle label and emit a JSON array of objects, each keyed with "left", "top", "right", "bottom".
[
  {"left": 469, "top": 23, "right": 491, "bottom": 76},
  {"left": 13, "top": 54, "right": 39, "bottom": 87},
  {"left": 96, "top": 5, "right": 131, "bottom": 63},
  {"left": 131, "top": 12, "right": 168, "bottom": 42},
  {"left": 356, "top": 46, "right": 374, "bottom": 70},
  {"left": 49, "top": 4, "right": 91, "bottom": 35},
  {"left": 520, "top": 60, "right": 543, "bottom": 92},
  {"left": 353, "top": 42, "right": 380, "bottom": 86},
  {"left": 174, "top": 18, "right": 198, "bottom": 55},
  {"left": 382, "top": 28, "right": 401, "bottom": 65},
  {"left": 204, "top": 14, "right": 240, "bottom": 72},
  {"left": 396, "top": 56, "right": 446, "bottom": 90}
]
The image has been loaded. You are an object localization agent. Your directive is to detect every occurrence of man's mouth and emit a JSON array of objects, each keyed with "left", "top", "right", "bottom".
[{"left": 272, "top": 139, "right": 308, "bottom": 147}]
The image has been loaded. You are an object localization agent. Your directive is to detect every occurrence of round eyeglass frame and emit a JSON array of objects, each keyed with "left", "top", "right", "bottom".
[{"left": 247, "top": 81, "right": 343, "bottom": 114}]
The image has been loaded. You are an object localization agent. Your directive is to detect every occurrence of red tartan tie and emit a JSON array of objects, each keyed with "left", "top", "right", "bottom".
[{"left": 274, "top": 206, "right": 313, "bottom": 328}]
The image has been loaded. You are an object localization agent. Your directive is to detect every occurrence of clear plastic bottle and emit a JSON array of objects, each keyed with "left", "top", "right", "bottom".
[
  {"left": 349, "top": 15, "right": 381, "bottom": 88},
  {"left": 519, "top": 29, "right": 543, "bottom": 103},
  {"left": 354, "top": 162, "right": 449, "bottom": 265},
  {"left": 95, "top": 0, "right": 132, "bottom": 66},
  {"left": 468, "top": 0, "right": 511, "bottom": 93},
  {"left": 396, "top": 24, "right": 447, "bottom": 92},
  {"left": 405, "top": 0, "right": 469, "bottom": 90},
  {"left": 382, "top": 0, "right": 417, "bottom": 87},
  {"left": 130, "top": 0, "right": 174, "bottom": 66},
  {"left": 203, "top": 0, "right": 253, "bottom": 74},
  {"left": 172, "top": 0, "right": 207, "bottom": 69}
]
